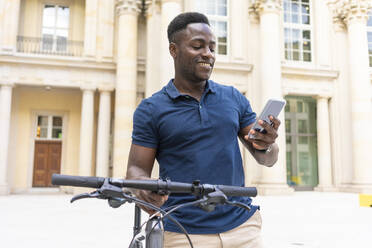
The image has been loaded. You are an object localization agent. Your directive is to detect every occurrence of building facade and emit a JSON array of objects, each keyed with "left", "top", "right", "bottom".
[{"left": 0, "top": 0, "right": 371, "bottom": 195}]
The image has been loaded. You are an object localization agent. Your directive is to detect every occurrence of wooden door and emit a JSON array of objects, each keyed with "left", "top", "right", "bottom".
[{"left": 33, "top": 140, "right": 62, "bottom": 187}]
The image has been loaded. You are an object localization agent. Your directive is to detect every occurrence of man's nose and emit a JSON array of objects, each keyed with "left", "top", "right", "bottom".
[{"left": 201, "top": 47, "right": 214, "bottom": 59}]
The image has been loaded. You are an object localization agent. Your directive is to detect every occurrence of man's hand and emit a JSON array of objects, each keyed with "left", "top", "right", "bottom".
[
  {"left": 244, "top": 115, "right": 281, "bottom": 150},
  {"left": 134, "top": 189, "right": 168, "bottom": 215},
  {"left": 126, "top": 144, "right": 167, "bottom": 215}
]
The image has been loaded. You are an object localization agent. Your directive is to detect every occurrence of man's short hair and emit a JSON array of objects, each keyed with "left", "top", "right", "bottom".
[{"left": 167, "top": 12, "right": 210, "bottom": 43}]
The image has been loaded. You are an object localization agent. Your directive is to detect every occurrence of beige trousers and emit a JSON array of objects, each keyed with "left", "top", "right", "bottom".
[{"left": 164, "top": 210, "right": 263, "bottom": 248}]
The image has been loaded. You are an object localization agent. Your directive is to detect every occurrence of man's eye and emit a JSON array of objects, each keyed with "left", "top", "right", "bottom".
[
  {"left": 193, "top": 46, "right": 201, "bottom": 49},
  {"left": 210, "top": 48, "right": 215, "bottom": 53}
]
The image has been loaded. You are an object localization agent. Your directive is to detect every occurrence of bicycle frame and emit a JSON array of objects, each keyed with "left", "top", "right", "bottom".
[{"left": 129, "top": 206, "right": 163, "bottom": 248}]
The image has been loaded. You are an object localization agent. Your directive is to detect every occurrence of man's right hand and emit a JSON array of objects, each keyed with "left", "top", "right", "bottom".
[
  {"left": 126, "top": 144, "right": 166, "bottom": 215},
  {"left": 135, "top": 189, "right": 168, "bottom": 215}
]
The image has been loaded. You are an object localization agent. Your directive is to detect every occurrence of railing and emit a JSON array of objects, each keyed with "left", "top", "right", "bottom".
[{"left": 17, "top": 36, "right": 83, "bottom": 57}]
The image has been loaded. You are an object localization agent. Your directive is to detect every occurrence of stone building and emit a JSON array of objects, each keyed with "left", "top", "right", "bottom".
[{"left": 0, "top": 0, "right": 371, "bottom": 195}]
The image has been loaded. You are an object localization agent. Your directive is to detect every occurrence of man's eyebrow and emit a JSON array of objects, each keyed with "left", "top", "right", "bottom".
[{"left": 190, "top": 38, "right": 216, "bottom": 44}]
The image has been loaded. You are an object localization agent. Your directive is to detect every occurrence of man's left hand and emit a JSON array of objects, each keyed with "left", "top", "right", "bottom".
[{"left": 244, "top": 116, "right": 281, "bottom": 151}]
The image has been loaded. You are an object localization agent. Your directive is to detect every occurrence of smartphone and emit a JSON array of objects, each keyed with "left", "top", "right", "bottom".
[{"left": 248, "top": 98, "right": 286, "bottom": 139}]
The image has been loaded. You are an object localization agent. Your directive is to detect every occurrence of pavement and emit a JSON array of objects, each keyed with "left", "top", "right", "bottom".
[{"left": 0, "top": 191, "right": 371, "bottom": 248}]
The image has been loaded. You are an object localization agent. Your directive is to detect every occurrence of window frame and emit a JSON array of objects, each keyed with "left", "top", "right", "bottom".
[
  {"left": 367, "top": 13, "right": 372, "bottom": 67},
  {"left": 36, "top": 115, "right": 63, "bottom": 141},
  {"left": 283, "top": 0, "right": 313, "bottom": 64},
  {"left": 41, "top": 3, "right": 70, "bottom": 53},
  {"left": 195, "top": 0, "right": 230, "bottom": 58}
]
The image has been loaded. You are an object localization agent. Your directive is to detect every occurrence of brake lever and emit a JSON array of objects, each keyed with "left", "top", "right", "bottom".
[
  {"left": 226, "top": 200, "right": 251, "bottom": 211},
  {"left": 70, "top": 190, "right": 104, "bottom": 203},
  {"left": 198, "top": 190, "right": 228, "bottom": 212}
]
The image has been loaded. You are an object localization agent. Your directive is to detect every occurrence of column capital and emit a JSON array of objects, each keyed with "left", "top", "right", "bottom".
[
  {"left": 249, "top": 0, "right": 282, "bottom": 15},
  {"left": 330, "top": 0, "right": 372, "bottom": 27},
  {"left": 116, "top": 0, "right": 142, "bottom": 16},
  {"left": 0, "top": 81, "right": 15, "bottom": 88},
  {"left": 80, "top": 82, "right": 97, "bottom": 92},
  {"left": 144, "top": 0, "right": 161, "bottom": 17},
  {"left": 98, "top": 85, "right": 115, "bottom": 92},
  {"left": 314, "top": 94, "right": 331, "bottom": 100}
]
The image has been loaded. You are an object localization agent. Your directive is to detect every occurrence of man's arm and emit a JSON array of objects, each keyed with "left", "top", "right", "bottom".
[
  {"left": 126, "top": 143, "right": 168, "bottom": 214},
  {"left": 238, "top": 116, "right": 280, "bottom": 167}
]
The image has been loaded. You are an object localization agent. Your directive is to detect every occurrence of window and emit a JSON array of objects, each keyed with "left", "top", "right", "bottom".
[
  {"left": 195, "top": 0, "right": 228, "bottom": 55},
  {"left": 367, "top": 13, "right": 372, "bottom": 67},
  {"left": 36, "top": 115, "right": 63, "bottom": 139},
  {"left": 42, "top": 5, "right": 70, "bottom": 52},
  {"left": 283, "top": 0, "right": 312, "bottom": 62}
]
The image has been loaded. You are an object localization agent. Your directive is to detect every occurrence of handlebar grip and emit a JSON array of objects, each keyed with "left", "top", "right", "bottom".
[
  {"left": 217, "top": 185, "right": 257, "bottom": 197},
  {"left": 52, "top": 174, "right": 105, "bottom": 188}
]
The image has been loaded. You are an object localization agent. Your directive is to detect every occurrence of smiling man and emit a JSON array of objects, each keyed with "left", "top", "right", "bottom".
[{"left": 126, "top": 12, "right": 281, "bottom": 248}]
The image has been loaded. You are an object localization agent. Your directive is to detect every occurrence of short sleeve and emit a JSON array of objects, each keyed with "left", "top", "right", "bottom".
[
  {"left": 233, "top": 88, "right": 256, "bottom": 129},
  {"left": 132, "top": 99, "right": 159, "bottom": 148}
]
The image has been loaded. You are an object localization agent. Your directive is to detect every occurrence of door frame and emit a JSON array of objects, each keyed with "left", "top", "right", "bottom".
[
  {"left": 28, "top": 110, "right": 69, "bottom": 190},
  {"left": 285, "top": 96, "right": 318, "bottom": 191}
]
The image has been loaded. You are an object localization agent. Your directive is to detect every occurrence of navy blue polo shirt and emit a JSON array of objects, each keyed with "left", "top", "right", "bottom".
[{"left": 132, "top": 79, "right": 258, "bottom": 234}]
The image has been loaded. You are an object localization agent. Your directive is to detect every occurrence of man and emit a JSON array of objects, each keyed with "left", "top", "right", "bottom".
[{"left": 126, "top": 12, "right": 280, "bottom": 248}]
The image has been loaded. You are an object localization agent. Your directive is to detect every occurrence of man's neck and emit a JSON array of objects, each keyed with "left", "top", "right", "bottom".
[{"left": 173, "top": 77, "right": 206, "bottom": 101}]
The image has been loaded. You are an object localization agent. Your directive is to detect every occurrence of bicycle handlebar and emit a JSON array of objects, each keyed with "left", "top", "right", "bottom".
[{"left": 51, "top": 174, "right": 257, "bottom": 197}]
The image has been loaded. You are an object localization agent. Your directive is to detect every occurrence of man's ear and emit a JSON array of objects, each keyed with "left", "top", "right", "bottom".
[{"left": 169, "top": 42, "right": 177, "bottom": 59}]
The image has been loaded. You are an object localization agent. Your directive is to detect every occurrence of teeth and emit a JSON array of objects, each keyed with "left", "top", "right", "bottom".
[{"left": 199, "top": 63, "right": 210, "bottom": 67}]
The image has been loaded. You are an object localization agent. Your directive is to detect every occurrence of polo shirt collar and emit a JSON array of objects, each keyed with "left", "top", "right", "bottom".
[{"left": 165, "top": 79, "right": 216, "bottom": 100}]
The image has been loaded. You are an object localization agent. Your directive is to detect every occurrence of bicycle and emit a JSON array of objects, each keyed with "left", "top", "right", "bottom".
[{"left": 51, "top": 173, "right": 257, "bottom": 248}]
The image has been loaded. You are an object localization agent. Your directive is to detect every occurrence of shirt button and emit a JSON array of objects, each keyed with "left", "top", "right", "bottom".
[{"left": 199, "top": 105, "right": 202, "bottom": 109}]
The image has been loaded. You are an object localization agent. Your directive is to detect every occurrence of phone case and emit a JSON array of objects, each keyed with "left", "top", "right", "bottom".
[{"left": 248, "top": 99, "right": 286, "bottom": 138}]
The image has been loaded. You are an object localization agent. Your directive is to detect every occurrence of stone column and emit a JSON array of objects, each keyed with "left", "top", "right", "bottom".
[
  {"left": 79, "top": 86, "right": 96, "bottom": 177},
  {"left": 252, "top": 0, "right": 293, "bottom": 195},
  {"left": 160, "top": 0, "right": 181, "bottom": 85},
  {"left": 0, "top": 83, "right": 14, "bottom": 195},
  {"left": 145, "top": 0, "right": 162, "bottom": 97},
  {"left": 314, "top": 96, "right": 334, "bottom": 191},
  {"left": 96, "top": 88, "right": 112, "bottom": 177},
  {"left": 335, "top": 1, "right": 372, "bottom": 192},
  {"left": 113, "top": 0, "right": 141, "bottom": 178},
  {"left": 84, "top": 0, "right": 98, "bottom": 58},
  {"left": 97, "top": 0, "right": 115, "bottom": 60},
  {"left": 314, "top": 0, "right": 332, "bottom": 68},
  {"left": 0, "top": 0, "right": 21, "bottom": 53}
]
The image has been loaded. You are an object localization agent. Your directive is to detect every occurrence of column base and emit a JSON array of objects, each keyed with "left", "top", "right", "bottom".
[
  {"left": 257, "top": 183, "right": 294, "bottom": 195},
  {"left": 314, "top": 186, "right": 338, "bottom": 192},
  {"left": 340, "top": 184, "right": 372, "bottom": 194},
  {"left": 0, "top": 184, "right": 10, "bottom": 195}
]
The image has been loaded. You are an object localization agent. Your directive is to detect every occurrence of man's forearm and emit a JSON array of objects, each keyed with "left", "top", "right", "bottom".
[
  {"left": 250, "top": 143, "right": 279, "bottom": 167},
  {"left": 239, "top": 137, "right": 279, "bottom": 167},
  {"left": 126, "top": 164, "right": 152, "bottom": 180}
]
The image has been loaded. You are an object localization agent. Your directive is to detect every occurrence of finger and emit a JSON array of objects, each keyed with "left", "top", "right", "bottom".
[
  {"left": 258, "top": 120, "right": 274, "bottom": 133},
  {"left": 269, "top": 116, "right": 281, "bottom": 130},
  {"left": 252, "top": 141, "right": 270, "bottom": 150},
  {"left": 245, "top": 129, "right": 260, "bottom": 142}
]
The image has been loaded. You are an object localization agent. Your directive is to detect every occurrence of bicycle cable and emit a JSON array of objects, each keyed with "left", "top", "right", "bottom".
[{"left": 123, "top": 192, "right": 194, "bottom": 248}]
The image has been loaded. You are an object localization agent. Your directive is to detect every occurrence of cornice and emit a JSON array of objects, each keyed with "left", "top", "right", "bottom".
[
  {"left": 0, "top": 54, "right": 116, "bottom": 70},
  {"left": 214, "top": 61, "right": 253, "bottom": 73},
  {"left": 329, "top": 0, "right": 372, "bottom": 27},
  {"left": 116, "top": 0, "right": 142, "bottom": 16},
  {"left": 281, "top": 65, "right": 340, "bottom": 80}
]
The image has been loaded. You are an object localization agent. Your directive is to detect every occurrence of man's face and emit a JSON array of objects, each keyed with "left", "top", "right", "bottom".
[{"left": 171, "top": 23, "right": 216, "bottom": 82}]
